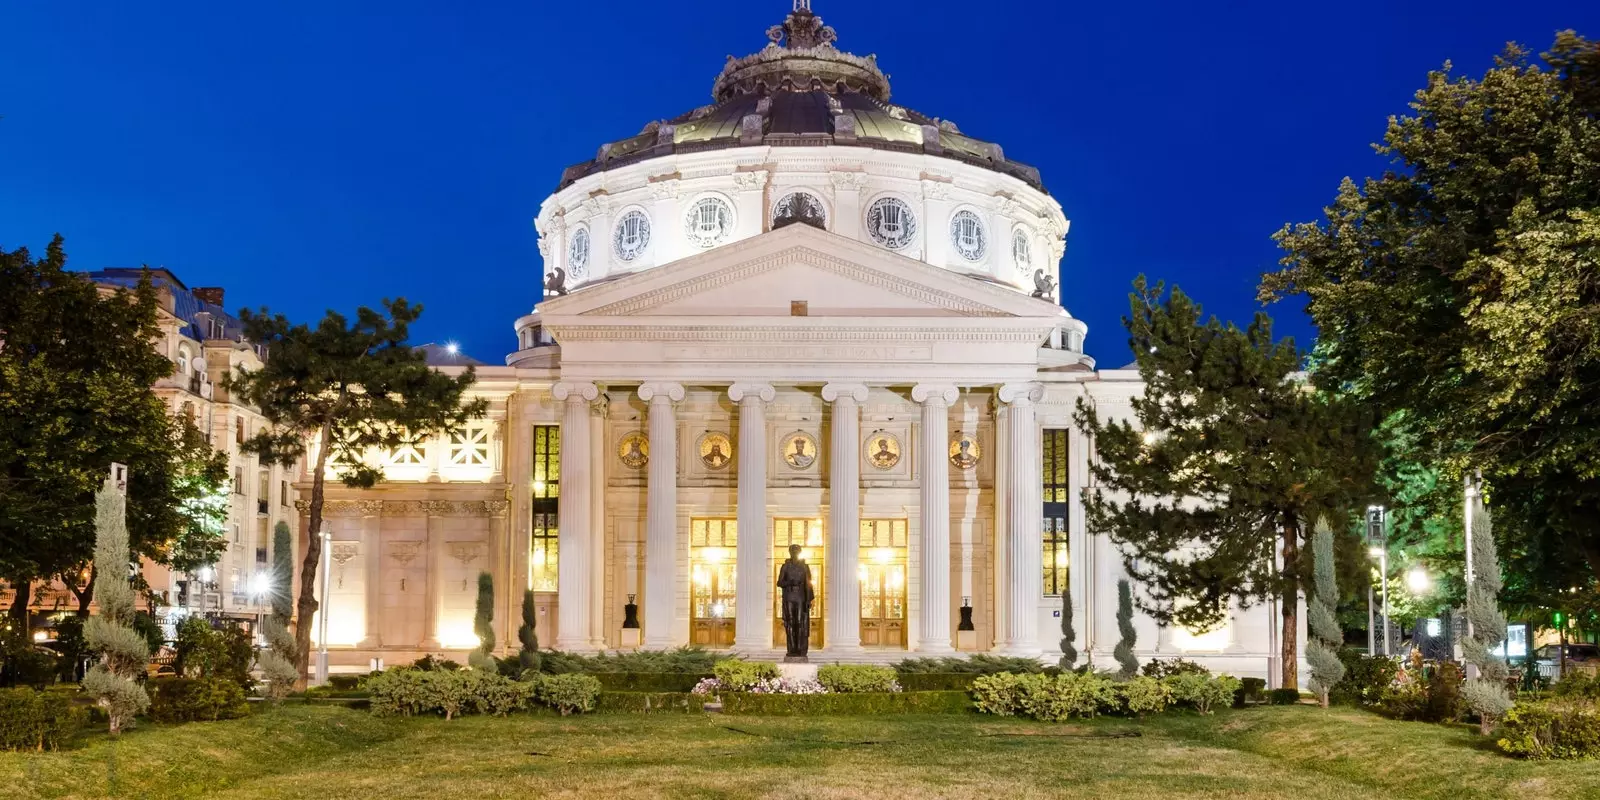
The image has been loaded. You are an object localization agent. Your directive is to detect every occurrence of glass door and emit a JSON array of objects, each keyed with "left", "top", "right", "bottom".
[
  {"left": 690, "top": 519, "right": 737, "bottom": 647},
  {"left": 859, "top": 519, "right": 908, "bottom": 649},
  {"left": 772, "top": 519, "right": 824, "bottom": 650}
]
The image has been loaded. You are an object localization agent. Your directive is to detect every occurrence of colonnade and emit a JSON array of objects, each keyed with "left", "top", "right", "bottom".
[{"left": 549, "top": 380, "right": 1045, "bottom": 654}]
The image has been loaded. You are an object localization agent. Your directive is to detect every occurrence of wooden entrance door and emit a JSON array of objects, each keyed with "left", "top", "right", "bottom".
[{"left": 859, "top": 558, "right": 906, "bottom": 648}]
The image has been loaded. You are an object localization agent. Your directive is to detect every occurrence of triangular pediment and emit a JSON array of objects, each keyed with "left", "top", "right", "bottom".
[{"left": 538, "top": 224, "right": 1061, "bottom": 320}]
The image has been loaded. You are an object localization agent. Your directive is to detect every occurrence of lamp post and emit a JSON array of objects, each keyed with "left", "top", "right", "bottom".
[
  {"left": 1367, "top": 506, "right": 1388, "bottom": 656},
  {"left": 314, "top": 530, "right": 331, "bottom": 685}
]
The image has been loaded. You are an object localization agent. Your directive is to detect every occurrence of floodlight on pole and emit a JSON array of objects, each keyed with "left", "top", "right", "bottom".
[{"left": 315, "top": 530, "right": 331, "bottom": 685}]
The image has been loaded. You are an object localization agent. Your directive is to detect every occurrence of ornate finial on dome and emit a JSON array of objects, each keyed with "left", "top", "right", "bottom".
[
  {"left": 768, "top": 2, "right": 837, "bottom": 50},
  {"left": 715, "top": 1, "right": 888, "bottom": 102}
]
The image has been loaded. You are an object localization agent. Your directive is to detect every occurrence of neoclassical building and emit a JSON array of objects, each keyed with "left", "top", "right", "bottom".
[{"left": 304, "top": 2, "right": 1300, "bottom": 678}]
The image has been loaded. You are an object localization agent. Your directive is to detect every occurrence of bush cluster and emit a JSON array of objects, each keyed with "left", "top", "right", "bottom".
[
  {"left": 1498, "top": 699, "right": 1600, "bottom": 759},
  {"left": 1140, "top": 658, "right": 1208, "bottom": 679},
  {"left": 173, "top": 617, "right": 254, "bottom": 690},
  {"left": 147, "top": 677, "right": 250, "bottom": 723},
  {"left": 721, "top": 690, "right": 971, "bottom": 716},
  {"left": 1377, "top": 661, "right": 1464, "bottom": 723},
  {"left": 712, "top": 659, "right": 781, "bottom": 692},
  {"left": 895, "top": 673, "right": 979, "bottom": 692},
  {"left": 1329, "top": 649, "right": 1399, "bottom": 706},
  {"left": 591, "top": 672, "right": 709, "bottom": 693},
  {"left": 1550, "top": 671, "right": 1600, "bottom": 700},
  {"left": 1267, "top": 688, "right": 1302, "bottom": 705},
  {"left": 817, "top": 665, "right": 900, "bottom": 694},
  {"left": 1233, "top": 677, "right": 1267, "bottom": 708},
  {"left": 0, "top": 688, "right": 86, "bottom": 751},
  {"left": 367, "top": 668, "right": 600, "bottom": 718},
  {"left": 540, "top": 647, "right": 721, "bottom": 674},
  {"left": 973, "top": 671, "right": 1239, "bottom": 721}
]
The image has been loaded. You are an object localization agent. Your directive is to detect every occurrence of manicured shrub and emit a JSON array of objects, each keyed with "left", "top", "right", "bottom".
[
  {"left": 1119, "top": 676, "right": 1172, "bottom": 716},
  {"left": 721, "top": 691, "right": 972, "bottom": 716},
  {"left": 1550, "top": 671, "right": 1600, "bottom": 700},
  {"left": 895, "top": 672, "right": 979, "bottom": 692},
  {"left": 1164, "top": 673, "right": 1242, "bottom": 715},
  {"left": 592, "top": 673, "right": 711, "bottom": 693},
  {"left": 0, "top": 688, "right": 87, "bottom": 751},
  {"left": 518, "top": 589, "right": 541, "bottom": 673},
  {"left": 1306, "top": 519, "right": 1346, "bottom": 708},
  {"left": 147, "top": 677, "right": 250, "bottom": 723},
  {"left": 595, "top": 691, "right": 709, "bottom": 713},
  {"left": 1378, "top": 661, "right": 1465, "bottom": 723},
  {"left": 1267, "top": 688, "right": 1301, "bottom": 706},
  {"left": 465, "top": 670, "right": 533, "bottom": 716},
  {"left": 1497, "top": 699, "right": 1600, "bottom": 759},
  {"left": 895, "top": 654, "right": 1046, "bottom": 674},
  {"left": 540, "top": 646, "right": 722, "bottom": 674},
  {"left": 1113, "top": 579, "right": 1139, "bottom": 679},
  {"left": 1329, "top": 649, "right": 1399, "bottom": 706},
  {"left": 256, "top": 617, "right": 298, "bottom": 703},
  {"left": 326, "top": 674, "right": 363, "bottom": 691},
  {"left": 1141, "top": 658, "right": 1209, "bottom": 679},
  {"left": 817, "top": 664, "right": 901, "bottom": 694},
  {"left": 971, "top": 672, "right": 1120, "bottom": 721},
  {"left": 83, "top": 477, "right": 149, "bottom": 734},
  {"left": 367, "top": 668, "right": 534, "bottom": 719},
  {"left": 971, "top": 672, "right": 1040, "bottom": 717},
  {"left": 468, "top": 571, "right": 496, "bottom": 672},
  {"left": 713, "top": 659, "right": 781, "bottom": 692},
  {"left": 410, "top": 655, "right": 462, "bottom": 672},
  {"left": 1059, "top": 587, "right": 1077, "bottom": 669},
  {"left": 1233, "top": 677, "right": 1267, "bottom": 708},
  {"left": 533, "top": 673, "right": 601, "bottom": 716}
]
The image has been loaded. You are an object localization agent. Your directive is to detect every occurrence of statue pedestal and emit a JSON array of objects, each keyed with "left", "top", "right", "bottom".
[
  {"left": 776, "top": 661, "right": 819, "bottom": 682},
  {"left": 619, "top": 629, "right": 640, "bottom": 649}
]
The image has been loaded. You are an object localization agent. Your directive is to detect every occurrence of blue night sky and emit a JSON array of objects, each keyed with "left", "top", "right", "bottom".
[{"left": 4, "top": 1, "right": 1597, "bottom": 367}]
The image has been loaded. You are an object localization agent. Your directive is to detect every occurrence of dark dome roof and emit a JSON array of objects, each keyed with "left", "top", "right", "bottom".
[{"left": 555, "top": 5, "right": 1044, "bottom": 193}]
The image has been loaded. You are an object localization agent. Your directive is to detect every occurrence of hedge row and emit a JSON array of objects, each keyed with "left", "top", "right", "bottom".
[
  {"left": 592, "top": 672, "right": 711, "bottom": 693},
  {"left": 896, "top": 673, "right": 980, "bottom": 692},
  {"left": 0, "top": 688, "right": 87, "bottom": 751},
  {"left": 595, "top": 692, "right": 710, "bottom": 713},
  {"left": 719, "top": 691, "right": 972, "bottom": 716}
]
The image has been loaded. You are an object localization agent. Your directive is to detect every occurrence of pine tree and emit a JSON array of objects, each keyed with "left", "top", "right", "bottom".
[
  {"left": 82, "top": 475, "right": 150, "bottom": 734},
  {"left": 226, "top": 299, "right": 486, "bottom": 683},
  {"left": 468, "top": 571, "right": 496, "bottom": 671},
  {"left": 1059, "top": 587, "right": 1078, "bottom": 670},
  {"left": 518, "top": 589, "right": 541, "bottom": 673},
  {"left": 1306, "top": 518, "right": 1346, "bottom": 707},
  {"left": 1077, "top": 277, "right": 1380, "bottom": 689},
  {"left": 1463, "top": 500, "right": 1513, "bottom": 734},
  {"left": 271, "top": 521, "right": 293, "bottom": 624},
  {"left": 1114, "top": 579, "right": 1139, "bottom": 679}
]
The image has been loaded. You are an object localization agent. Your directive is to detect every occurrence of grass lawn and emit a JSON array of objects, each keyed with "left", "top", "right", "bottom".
[{"left": 4, "top": 704, "right": 1599, "bottom": 799}]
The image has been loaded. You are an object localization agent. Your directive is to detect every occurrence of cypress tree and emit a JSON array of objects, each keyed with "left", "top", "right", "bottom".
[
  {"left": 469, "top": 571, "right": 496, "bottom": 671},
  {"left": 271, "top": 521, "right": 293, "bottom": 624},
  {"left": 518, "top": 589, "right": 541, "bottom": 673},
  {"left": 1463, "top": 501, "right": 1513, "bottom": 734},
  {"left": 1114, "top": 579, "right": 1139, "bottom": 679},
  {"left": 1059, "top": 587, "right": 1078, "bottom": 670},
  {"left": 1306, "top": 518, "right": 1346, "bottom": 707},
  {"left": 82, "top": 474, "right": 150, "bottom": 734}
]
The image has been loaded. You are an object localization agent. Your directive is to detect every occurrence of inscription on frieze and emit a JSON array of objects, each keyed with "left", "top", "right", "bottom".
[{"left": 663, "top": 344, "right": 932, "bottom": 362}]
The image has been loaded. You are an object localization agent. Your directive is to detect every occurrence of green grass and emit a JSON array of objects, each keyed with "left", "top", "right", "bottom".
[{"left": 5, "top": 704, "right": 1600, "bottom": 799}]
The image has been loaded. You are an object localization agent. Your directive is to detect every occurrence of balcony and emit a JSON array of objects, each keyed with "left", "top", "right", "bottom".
[
  {"left": 257, "top": 499, "right": 269, "bottom": 516},
  {"left": 255, "top": 547, "right": 268, "bottom": 565}
]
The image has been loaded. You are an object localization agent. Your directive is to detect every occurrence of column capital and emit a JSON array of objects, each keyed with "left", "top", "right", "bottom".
[
  {"left": 821, "top": 382, "right": 869, "bottom": 404},
  {"left": 998, "top": 382, "right": 1044, "bottom": 406},
  {"left": 911, "top": 383, "right": 959, "bottom": 406},
  {"left": 637, "top": 382, "right": 685, "bottom": 403},
  {"left": 728, "top": 382, "right": 775, "bottom": 404},
  {"left": 553, "top": 381, "right": 600, "bottom": 403}
]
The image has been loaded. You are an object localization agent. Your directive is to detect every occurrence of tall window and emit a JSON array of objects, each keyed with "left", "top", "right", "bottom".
[
  {"left": 530, "top": 425, "right": 560, "bottom": 592},
  {"left": 1042, "top": 428, "right": 1070, "bottom": 596}
]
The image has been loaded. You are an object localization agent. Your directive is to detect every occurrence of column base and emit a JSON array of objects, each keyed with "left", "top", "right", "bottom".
[
  {"left": 915, "top": 641, "right": 956, "bottom": 655},
  {"left": 553, "top": 637, "right": 598, "bottom": 653}
]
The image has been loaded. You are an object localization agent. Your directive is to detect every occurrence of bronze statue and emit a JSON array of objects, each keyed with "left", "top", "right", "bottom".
[{"left": 775, "top": 543, "right": 814, "bottom": 659}]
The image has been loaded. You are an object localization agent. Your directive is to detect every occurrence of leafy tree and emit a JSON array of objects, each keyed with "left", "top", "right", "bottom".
[
  {"left": 1263, "top": 33, "right": 1600, "bottom": 589},
  {"left": 1076, "top": 278, "right": 1381, "bottom": 689},
  {"left": 82, "top": 476, "right": 149, "bottom": 734},
  {"left": 469, "top": 572, "right": 495, "bottom": 671},
  {"left": 1307, "top": 519, "right": 1345, "bottom": 707},
  {"left": 0, "top": 240, "right": 187, "bottom": 623},
  {"left": 1113, "top": 580, "right": 1138, "bottom": 679},
  {"left": 1463, "top": 501, "right": 1513, "bottom": 734},
  {"left": 518, "top": 589, "right": 541, "bottom": 673},
  {"left": 226, "top": 299, "right": 485, "bottom": 682},
  {"left": 1059, "top": 587, "right": 1077, "bottom": 670},
  {"left": 270, "top": 521, "right": 293, "bottom": 624}
]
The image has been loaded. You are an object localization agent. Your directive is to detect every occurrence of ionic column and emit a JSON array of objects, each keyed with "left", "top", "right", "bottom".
[
  {"left": 638, "top": 382, "right": 684, "bottom": 649},
  {"left": 822, "top": 383, "right": 868, "bottom": 653},
  {"left": 360, "top": 509, "right": 382, "bottom": 649},
  {"left": 999, "top": 382, "right": 1044, "bottom": 655},
  {"left": 552, "top": 381, "right": 599, "bottom": 651},
  {"left": 913, "top": 383, "right": 958, "bottom": 653},
  {"left": 729, "top": 382, "right": 775, "bottom": 652},
  {"left": 588, "top": 394, "right": 608, "bottom": 649}
]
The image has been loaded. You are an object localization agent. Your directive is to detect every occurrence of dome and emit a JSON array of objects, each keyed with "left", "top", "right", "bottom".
[{"left": 556, "top": 3, "right": 1044, "bottom": 193}]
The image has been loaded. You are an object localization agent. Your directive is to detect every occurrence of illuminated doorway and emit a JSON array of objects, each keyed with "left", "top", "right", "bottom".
[
  {"left": 772, "top": 518, "right": 824, "bottom": 650},
  {"left": 690, "top": 518, "right": 737, "bottom": 648},
  {"left": 859, "top": 519, "right": 908, "bottom": 649}
]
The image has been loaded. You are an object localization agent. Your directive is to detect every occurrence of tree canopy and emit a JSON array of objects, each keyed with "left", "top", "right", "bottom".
[{"left": 1077, "top": 277, "right": 1381, "bottom": 688}]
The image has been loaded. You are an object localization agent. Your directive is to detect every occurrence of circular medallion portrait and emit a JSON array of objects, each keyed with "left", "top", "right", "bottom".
[
  {"left": 865, "top": 431, "right": 902, "bottom": 471},
  {"left": 698, "top": 432, "right": 734, "bottom": 471},
  {"left": 617, "top": 431, "right": 649, "bottom": 470},
  {"left": 948, "top": 432, "right": 981, "bottom": 470},
  {"left": 780, "top": 431, "right": 818, "bottom": 471}
]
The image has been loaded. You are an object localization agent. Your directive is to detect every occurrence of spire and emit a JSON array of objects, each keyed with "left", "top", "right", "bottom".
[{"left": 794, "top": 0, "right": 811, "bottom": 10}]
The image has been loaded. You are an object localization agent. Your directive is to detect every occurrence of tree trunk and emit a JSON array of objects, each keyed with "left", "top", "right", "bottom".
[
  {"left": 1480, "top": 716, "right": 1494, "bottom": 736},
  {"left": 292, "top": 421, "right": 332, "bottom": 688},
  {"left": 7, "top": 579, "right": 31, "bottom": 627},
  {"left": 1280, "top": 523, "right": 1300, "bottom": 691},
  {"left": 67, "top": 566, "right": 95, "bottom": 616}
]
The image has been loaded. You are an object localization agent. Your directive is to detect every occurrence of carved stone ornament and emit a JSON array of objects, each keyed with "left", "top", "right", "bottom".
[
  {"left": 311, "top": 499, "right": 509, "bottom": 517},
  {"left": 545, "top": 266, "right": 569, "bottom": 297},
  {"left": 388, "top": 541, "right": 423, "bottom": 566},
  {"left": 1032, "top": 269, "right": 1059, "bottom": 301},
  {"left": 648, "top": 180, "right": 682, "bottom": 201},
  {"left": 732, "top": 170, "right": 769, "bottom": 191},
  {"left": 331, "top": 542, "right": 359, "bottom": 588},
  {"left": 829, "top": 171, "right": 869, "bottom": 191},
  {"left": 449, "top": 541, "right": 486, "bottom": 566}
]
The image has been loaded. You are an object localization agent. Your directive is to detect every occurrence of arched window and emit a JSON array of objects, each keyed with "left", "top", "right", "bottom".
[{"left": 176, "top": 345, "right": 191, "bottom": 375}]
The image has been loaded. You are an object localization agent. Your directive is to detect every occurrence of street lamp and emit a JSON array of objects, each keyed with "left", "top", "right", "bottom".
[
  {"left": 1406, "top": 565, "right": 1431, "bottom": 594},
  {"left": 1367, "top": 506, "right": 1390, "bottom": 656}
]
